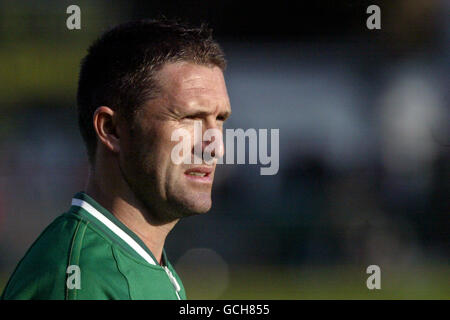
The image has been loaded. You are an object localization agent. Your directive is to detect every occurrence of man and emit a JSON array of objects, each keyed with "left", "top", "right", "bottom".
[{"left": 1, "top": 19, "right": 231, "bottom": 300}]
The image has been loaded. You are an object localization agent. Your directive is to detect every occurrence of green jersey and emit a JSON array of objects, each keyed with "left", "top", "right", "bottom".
[{"left": 1, "top": 192, "right": 186, "bottom": 300}]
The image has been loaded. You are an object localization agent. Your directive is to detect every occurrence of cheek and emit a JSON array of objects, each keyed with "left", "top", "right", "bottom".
[
  {"left": 130, "top": 121, "right": 193, "bottom": 179},
  {"left": 167, "top": 123, "right": 197, "bottom": 161},
  {"left": 121, "top": 125, "right": 159, "bottom": 176},
  {"left": 151, "top": 125, "right": 189, "bottom": 178}
]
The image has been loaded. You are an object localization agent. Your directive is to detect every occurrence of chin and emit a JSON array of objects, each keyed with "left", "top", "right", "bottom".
[
  {"left": 173, "top": 193, "right": 212, "bottom": 217},
  {"left": 185, "top": 199, "right": 212, "bottom": 215}
]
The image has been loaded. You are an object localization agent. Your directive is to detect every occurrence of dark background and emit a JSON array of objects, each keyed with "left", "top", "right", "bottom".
[{"left": 0, "top": 0, "right": 448, "bottom": 298}]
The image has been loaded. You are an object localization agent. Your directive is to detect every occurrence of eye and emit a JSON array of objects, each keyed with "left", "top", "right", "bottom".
[
  {"left": 183, "top": 114, "right": 200, "bottom": 120},
  {"left": 183, "top": 112, "right": 208, "bottom": 120}
]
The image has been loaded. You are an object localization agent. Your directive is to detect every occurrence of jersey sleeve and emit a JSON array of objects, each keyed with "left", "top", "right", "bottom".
[
  {"left": 64, "top": 222, "right": 130, "bottom": 300},
  {"left": 1, "top": 216, "right": 130, "bottom": 300}
]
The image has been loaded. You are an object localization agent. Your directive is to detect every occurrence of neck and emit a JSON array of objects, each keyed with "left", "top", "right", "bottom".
[{"left": 85, "top": 165, "right": 178, "bottom": 265}]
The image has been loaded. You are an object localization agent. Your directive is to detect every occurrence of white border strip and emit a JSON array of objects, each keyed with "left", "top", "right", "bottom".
[{"left": 71, "top": 198, "right": 156, "bottom": 266}]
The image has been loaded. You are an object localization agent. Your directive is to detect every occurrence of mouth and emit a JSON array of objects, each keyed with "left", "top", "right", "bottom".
[{"left": 184, "top": 167, "right": 213, "bottom": 183}]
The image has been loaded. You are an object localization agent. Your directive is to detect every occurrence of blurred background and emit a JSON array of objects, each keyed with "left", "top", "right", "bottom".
[{"left": 0, "top": 0, "right": 448, "bottom": 299}]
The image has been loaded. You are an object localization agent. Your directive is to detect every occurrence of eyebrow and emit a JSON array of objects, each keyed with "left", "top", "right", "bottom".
[{"left": 184, "top": 108, "right": 231, "bottom": 120}]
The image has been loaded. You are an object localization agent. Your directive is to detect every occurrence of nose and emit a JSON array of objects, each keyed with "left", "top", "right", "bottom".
[
  {"left": 192, "top": 120, "right": 224, "bottom": 162},
  {"left": 202, "top": 133, "right": 224, "bottom": 159}
]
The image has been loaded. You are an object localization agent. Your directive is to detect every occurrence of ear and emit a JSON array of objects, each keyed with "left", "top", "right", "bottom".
[{"left": 93, "top": 106, "right": 120, "bottom": 154}]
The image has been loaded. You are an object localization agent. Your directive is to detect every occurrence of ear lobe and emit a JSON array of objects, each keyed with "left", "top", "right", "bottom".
[{"left": 93, "top": 106, "right": 120, "bottom": 154}]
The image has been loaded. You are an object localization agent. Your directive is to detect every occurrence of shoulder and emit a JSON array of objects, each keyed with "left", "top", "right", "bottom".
[
  {"left": 1, "top": 213, "right": 129, "bottom": 300},
  {"left": 66, "top": 220, "right": 130, "bottom": 299},
  {"left": 1, "top": 213, "right": 81, "bottom": 299}
]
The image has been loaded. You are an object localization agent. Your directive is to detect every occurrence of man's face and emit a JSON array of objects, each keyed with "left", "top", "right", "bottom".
[{"left": 119, "top": 62, "right": 231, "bottom": 223}]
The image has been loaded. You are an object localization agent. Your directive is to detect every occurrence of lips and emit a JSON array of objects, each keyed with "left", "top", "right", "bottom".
[{"left": 184, "top": 167, "right": 213, "bottom": 182}]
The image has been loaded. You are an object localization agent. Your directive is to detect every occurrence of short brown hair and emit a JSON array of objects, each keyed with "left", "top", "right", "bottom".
[{"left": 77, "top": 19, "right": 226, "bottom": 163}]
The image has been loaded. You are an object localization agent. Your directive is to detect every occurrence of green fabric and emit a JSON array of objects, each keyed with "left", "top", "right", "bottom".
[{"left": 1, "top": 192, "right": 187, "bottom": 300}]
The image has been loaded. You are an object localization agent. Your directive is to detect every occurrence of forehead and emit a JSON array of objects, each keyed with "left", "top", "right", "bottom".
[{"left": 156, "top": 62, "right": 230, "bottom": 111}]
